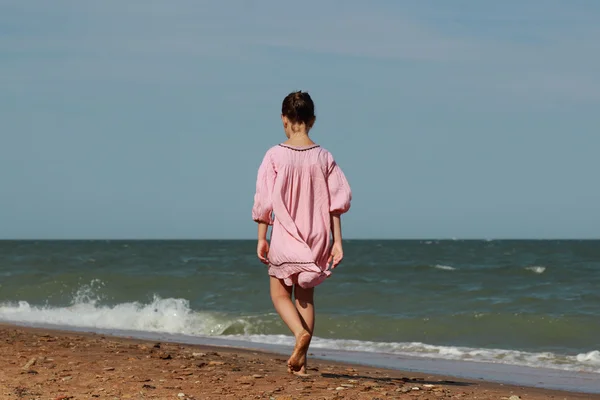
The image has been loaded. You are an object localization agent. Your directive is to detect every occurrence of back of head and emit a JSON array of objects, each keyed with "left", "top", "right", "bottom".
[{"left": 281, "top": 91, "right": 316, "bottom": 126}]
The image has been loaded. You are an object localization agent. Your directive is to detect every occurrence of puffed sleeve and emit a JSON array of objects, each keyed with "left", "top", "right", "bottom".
[
  {"left": 252, "top": 150, "right": 276, "bottom": 225},
  {"left": 327, "top": 152, "right": 352, "bottom": 215}
]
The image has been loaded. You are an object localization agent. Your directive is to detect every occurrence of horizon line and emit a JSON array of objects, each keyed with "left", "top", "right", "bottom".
[{"left": 1, "top": 237, "right": 599, "bottom": 241}]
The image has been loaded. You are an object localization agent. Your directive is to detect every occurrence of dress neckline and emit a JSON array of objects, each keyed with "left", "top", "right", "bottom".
[{"left": 278, "top": 143, "right": 320, "bottom": 151}]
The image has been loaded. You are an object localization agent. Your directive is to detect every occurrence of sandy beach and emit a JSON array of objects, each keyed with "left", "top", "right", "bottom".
[{"left": 1, "top": 324, "right": 598, "bottom": 400}]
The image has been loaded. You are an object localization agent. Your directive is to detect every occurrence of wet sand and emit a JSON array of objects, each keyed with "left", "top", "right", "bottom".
[{"left": 1, "top": 324, "right": 598, "bottom": 400}]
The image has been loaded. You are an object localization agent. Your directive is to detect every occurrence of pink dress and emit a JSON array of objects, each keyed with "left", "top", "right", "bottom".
[{"left": 252, "top": 143, "right": 352, "bottom": 288}]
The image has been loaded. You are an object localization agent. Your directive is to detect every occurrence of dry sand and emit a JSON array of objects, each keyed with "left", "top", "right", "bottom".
[{"left": 1, "top": 324, "right": 598, "bottom": 400}]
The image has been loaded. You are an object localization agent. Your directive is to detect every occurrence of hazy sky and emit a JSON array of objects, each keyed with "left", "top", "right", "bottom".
[{"left": 1, "top": 1, "right": 599, "bottom": 239}]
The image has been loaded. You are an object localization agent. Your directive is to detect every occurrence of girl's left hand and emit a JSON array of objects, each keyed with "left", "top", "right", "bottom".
[
  {"left": 328, "top": 242, "right": 344, "bottom": 269},
  {"left": 257, "top": 239, "right": 270, "bottom": 265}
]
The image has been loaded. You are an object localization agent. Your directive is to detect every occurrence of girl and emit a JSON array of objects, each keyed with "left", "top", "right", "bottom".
[{"left": 252, "top": 91, "right": 352, "bottom": 374}]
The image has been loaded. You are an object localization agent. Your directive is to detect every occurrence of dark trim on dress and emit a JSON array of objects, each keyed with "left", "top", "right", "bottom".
[
  {"left": 253, "top": 220, "right": 273, "bottom": 226},
  {"left": 278, "top": 144, "right": 320, "bottom": 152},
  {"left": 269, "top": 260, "right": 316, "bottom": 267}
]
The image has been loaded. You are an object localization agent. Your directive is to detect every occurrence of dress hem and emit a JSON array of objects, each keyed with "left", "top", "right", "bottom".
[{"left": 268, "top": 261, "right": 332, "bottom": 288}]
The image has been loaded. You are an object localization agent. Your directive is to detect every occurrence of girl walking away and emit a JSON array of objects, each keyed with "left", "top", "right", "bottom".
[{"left": 252, "top": 91, "right": 352, "bottom": 374}]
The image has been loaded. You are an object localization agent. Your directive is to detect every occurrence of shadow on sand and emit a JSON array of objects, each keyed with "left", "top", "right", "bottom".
[{"left": 319, "top": 372, "right": 473, "bottom": 387}]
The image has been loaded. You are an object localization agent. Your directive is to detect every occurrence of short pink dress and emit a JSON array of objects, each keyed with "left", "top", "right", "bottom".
[{"left": 252, "top": 143, "right": 352, "bottom": 288}]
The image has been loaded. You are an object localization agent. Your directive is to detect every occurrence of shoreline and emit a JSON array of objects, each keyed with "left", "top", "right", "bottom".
[{"left": 1, "top": 323, "right": 599, "bottom": 399}]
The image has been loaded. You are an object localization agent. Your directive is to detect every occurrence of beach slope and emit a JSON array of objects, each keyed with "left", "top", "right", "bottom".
[{"left": 0, "top": 325, "right": 597, "bottom": 400}]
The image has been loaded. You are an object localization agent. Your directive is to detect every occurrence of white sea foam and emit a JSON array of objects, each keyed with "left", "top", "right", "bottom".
[
  {"left": 525, "top": 266, "right": 547, "bottom": 274},
  {"left": 434, "top": 264, "right": 456, "bottom": 271},
  {"left": 0, "top": 283, "right": 251, "bottom": 337},
  {"left": 0, "top": 283, "right": 598, "bottom": 374},
  {"left": 576, "top": 350, "right": 600, "bottom": 364},
  {"left": 229, "top": 335, "right": 600, "bottom": 374}
]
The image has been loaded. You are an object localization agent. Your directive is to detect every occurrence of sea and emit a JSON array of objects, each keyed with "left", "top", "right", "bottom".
[{"left": 1, "top": 240, "right": 599, "bottom": 393}]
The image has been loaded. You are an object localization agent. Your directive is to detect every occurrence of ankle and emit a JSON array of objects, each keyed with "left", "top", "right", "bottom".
[{"left": 295, "top": 330, "right": 311, "bottom": 340}]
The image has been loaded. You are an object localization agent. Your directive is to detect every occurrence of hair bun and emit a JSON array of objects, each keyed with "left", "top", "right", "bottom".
[{"left": 282, "top": 91, "right": 316, "bottom": 126}]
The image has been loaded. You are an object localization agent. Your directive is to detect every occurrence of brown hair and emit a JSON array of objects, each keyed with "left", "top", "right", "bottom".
[{"left": 281, "top": 91, "right": 316, "bottom": 126}]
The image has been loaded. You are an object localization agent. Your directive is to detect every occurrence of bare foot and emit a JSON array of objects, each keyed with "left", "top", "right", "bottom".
[
  {"left": 287, "top": 331, "right": 311, "bottom": 373},
  {"left": 293, "top": 363, "right": 310, "bottom": 377},
  {"left": 293, "top": 352, "right": 309, "bottom": 376},
  {"left": 294, "top": 370, "right": 310, "bottom": 377}
]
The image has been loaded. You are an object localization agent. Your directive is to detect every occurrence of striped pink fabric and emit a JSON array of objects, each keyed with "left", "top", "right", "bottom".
[{"left": 252, "top": 143, "right": 352, "bottom": 288}]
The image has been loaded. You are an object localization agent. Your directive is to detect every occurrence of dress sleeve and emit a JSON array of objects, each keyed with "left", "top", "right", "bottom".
[
  {"left": 327, "top": 152, "right": 352, "bottom": 215},
  {"left": 252, "top": 151, "right": 276, "bottom": 225}
]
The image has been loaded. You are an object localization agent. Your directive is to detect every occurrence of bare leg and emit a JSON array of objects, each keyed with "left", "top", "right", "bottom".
[
  {"left": 293, "top": 285, "right": 315, "bottom": 375},
  {"left": 269, "top": 277, "right": 311, "bottom": 372}
]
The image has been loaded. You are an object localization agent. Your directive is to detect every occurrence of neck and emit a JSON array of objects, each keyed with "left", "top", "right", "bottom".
[
  {"left": 285, "top": 131, "right": 315, "bottom": 146},
  {"left": 288, "top": 130, "right": 309, "bottom": 140}
]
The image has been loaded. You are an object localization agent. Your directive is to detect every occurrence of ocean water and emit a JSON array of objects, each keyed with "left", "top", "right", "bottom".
[{"left": 1, "top": 240, "right": 599, "bottom": 383}]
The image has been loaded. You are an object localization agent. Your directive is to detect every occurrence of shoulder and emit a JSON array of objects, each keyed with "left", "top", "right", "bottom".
[
  {"left": 260, "top": 144, "right": 281, "bottom": 159},
  {"left": 258, "top": 144, "right": 287, "bottom": 170},
  {"left": 266, "top": 144, "right": 281, "bottom": 153},
  {"left": 316, "top": 146, "right": 336, "bottom": 163}
]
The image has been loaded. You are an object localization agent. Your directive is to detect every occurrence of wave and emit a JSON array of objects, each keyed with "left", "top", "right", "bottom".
[
  {"left": 0, "top": 295, "right": 253, "bottom": 337},
  {"left": 0, "top": 283, "right": 598, "bottom": 375},
  {"left": 525, "top": 266, "right": 546, "bottom": 274},
  {"left": 233, "top": 334, "right": 600, "bottom": 374},
  {"left": 384, "top": 264, "right": 549, "bottom": 275}
]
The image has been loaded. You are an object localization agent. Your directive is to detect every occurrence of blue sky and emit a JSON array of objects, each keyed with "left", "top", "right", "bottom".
[{"left": 1, "top": 0, "right": 599, "bottom": 239}]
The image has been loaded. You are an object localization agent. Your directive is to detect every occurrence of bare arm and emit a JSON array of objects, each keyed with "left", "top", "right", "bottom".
[
  {"left": 257, "top": 222, "right": 269, "bottom": 241},
  {"left": 256, "top": 222, "right": 270, "bottom": 265},
  {"left": 329, "top": 215, "right": 344, "bottom": 267},
  {"left": 331, "top": 214, "right": 342, "bottom": 244}
]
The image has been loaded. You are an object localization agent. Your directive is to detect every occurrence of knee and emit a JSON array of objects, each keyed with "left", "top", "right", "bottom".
[{"left": 271, "top": 287, "right": 292, "bottom": 302}]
